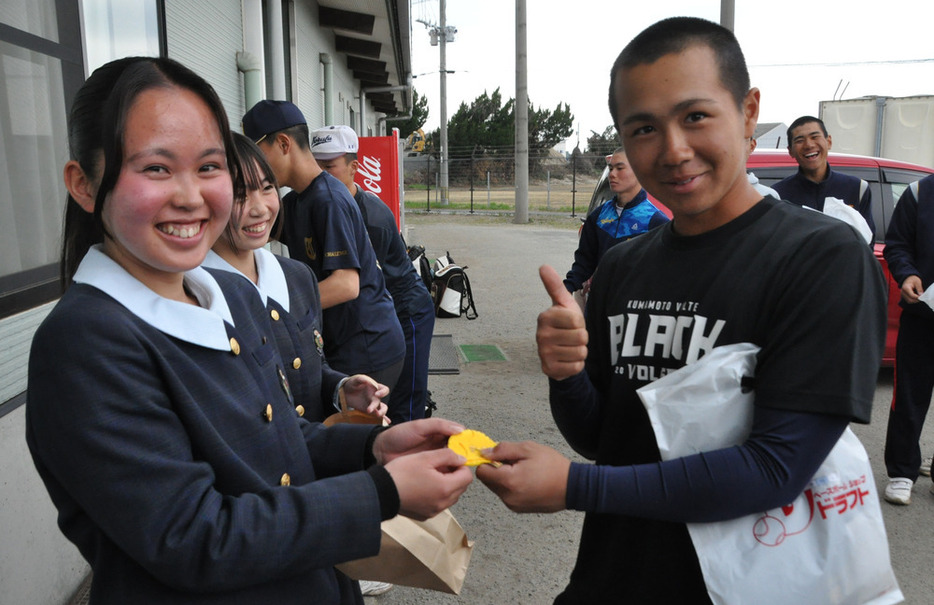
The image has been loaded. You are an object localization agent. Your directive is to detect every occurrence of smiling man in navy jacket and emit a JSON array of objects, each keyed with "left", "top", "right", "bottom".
[{"left": 773, "top": 115, "right": 876, "bottom": 238}]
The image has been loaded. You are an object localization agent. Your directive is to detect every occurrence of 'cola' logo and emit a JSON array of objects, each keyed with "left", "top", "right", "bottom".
[{"left": 357, "top": 154, "right": 383, "bottom": 194}]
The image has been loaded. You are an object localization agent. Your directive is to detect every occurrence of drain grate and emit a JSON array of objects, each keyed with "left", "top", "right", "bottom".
[
  {"left": 459, "top": 344, "right": 506, "bottom": 362},
  {"left": 428, "top": 334, "right": 460, "bottom": 374}
]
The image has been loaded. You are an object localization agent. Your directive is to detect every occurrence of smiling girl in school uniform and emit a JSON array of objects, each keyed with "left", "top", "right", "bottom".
[{"left": 25, "top": 56, "right": 472, "bottom": 605}]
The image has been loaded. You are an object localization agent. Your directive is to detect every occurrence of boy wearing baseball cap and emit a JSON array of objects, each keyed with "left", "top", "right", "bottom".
[
  {"left": 313, "top": 125, "right": 437, "bottom": 425},
  {"left": 241, "top": 101, "right": 405, "bottom": 395},
  {"left": 309, "top": 124, "right": 359, "bottom": 159}
]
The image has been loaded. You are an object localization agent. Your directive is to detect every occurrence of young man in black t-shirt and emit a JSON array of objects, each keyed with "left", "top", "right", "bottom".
[{"left": 477, "top": 17, "right": 887, "bottom": 604}]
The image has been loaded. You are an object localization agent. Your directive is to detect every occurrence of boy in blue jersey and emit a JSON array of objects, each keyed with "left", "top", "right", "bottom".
[
  {"left": 242, "top": 101, "right": 405, "bottom": 392},
  {"left": 564, "top": 148, "right": 668, "bottom": 295}
]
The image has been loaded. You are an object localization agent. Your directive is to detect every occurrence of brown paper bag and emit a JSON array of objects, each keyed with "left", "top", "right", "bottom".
[
  {"left": 322, "top": 409, "right": 387, "bottom": 427},
  {"left": 326, "top": 397, "right": 472, "bottom": 593},
  {"left": 336, "top": 509, "right": 473, "bottom": 594}
]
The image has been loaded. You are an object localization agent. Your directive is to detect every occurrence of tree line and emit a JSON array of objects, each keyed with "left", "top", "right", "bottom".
[{"left": 394, "top": 89, "right": 622, "bottom": 168}]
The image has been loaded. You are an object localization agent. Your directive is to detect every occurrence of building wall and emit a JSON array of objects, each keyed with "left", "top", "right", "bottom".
[
  {"left": 333, "top": 47, "right": 363, "bottom": 128},
  {"left": 292, "top": 0, "right": 327, "bottom": 127},
  {"left": 165, "top": 0, "right": 247, "bottom": 132},
  {"left": 1, "top": 402, "right": 88, "bottom": 605},
  {"left": 292, "top": 0, "right": 384, "bottom": 135},
  {"left": 160, "top": 0, "right": 387, "bottom": 153}
]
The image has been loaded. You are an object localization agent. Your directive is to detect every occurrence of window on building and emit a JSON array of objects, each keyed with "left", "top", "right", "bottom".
[
  {"left": 0, "top": 0, "right": 162, "bottom": 319},
  {"left": 81, "top": 0, "right": 160, "bottom": 74},
  {"left": 0, "top": 1, "right": 81, "bottom": 318}
]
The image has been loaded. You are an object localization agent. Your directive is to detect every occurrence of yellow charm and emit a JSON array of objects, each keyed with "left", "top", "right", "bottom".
[{"left": 447, "top": 429, "right": 498, "bottom": 466}]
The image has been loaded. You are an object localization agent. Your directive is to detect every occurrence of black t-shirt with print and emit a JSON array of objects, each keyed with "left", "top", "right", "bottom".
[{"left": 555, "top": 197, "right": 886, "bottom": 604}]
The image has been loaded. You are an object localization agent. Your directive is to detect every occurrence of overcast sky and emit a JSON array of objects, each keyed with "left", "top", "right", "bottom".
[{"left": 410, "top": 0, "right": 934, "bottom": 150}]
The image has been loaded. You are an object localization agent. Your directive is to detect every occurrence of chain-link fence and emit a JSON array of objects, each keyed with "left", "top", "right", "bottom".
[{"left": 403, "top": 152, "right": 611, "bottom": 215}]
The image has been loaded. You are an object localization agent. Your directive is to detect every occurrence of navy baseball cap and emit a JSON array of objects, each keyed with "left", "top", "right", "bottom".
[{"left": 242, "top": 100, "right": 306, "bottom": 143}]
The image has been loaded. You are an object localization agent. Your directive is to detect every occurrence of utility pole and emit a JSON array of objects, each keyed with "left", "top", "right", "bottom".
[
  {"left": 514, "top": 0, "right": 528, "bottom": 224},
  {"left": 439, "top": 0, "right": 449, "bottom": 205},
  {"left": 720, "top": 0, "right": 735, "bottom": 31},
  {"left": 418, "top": 5, "right": 456, "bottom": 206}
]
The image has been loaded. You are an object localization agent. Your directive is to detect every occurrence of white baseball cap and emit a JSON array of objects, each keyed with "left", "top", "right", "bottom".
[{"left": 310, "top": 124, "right": 359, "bottom": 160}]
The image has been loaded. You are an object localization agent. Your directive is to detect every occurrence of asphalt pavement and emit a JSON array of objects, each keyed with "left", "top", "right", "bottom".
[{"left": 365, "top": 213, "right": 934, "bottom": 605}]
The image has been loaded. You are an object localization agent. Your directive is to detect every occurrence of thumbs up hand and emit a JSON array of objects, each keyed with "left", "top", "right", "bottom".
[{"left": 536, "top": 265, "right": 588, "bottom": 380}]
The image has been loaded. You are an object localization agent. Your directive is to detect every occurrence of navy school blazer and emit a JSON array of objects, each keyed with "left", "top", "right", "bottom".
[{"left": 26, "top": 254, "right": 388, "bottom": 604}]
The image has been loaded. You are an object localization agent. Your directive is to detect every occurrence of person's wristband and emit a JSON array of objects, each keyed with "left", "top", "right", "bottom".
[
  {"left": 366, "top": 464, "right": 400, "bottom": 520},
  {"left": 364, "top": 425, "right": 390, "bottom": 467},
  {"left": 549, "top": 371, "right": 587, "bottom": 389},
  {"left": 332, "top": 376, "right": 350, "bottom": 411}
]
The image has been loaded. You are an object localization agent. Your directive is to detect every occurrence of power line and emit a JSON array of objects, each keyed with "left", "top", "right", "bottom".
[
  {"left": 751, "top": 58, "right": 934, "bottom": 68},
  {"left": 412, "top": 0, "right": 437, "bottom": 26}
]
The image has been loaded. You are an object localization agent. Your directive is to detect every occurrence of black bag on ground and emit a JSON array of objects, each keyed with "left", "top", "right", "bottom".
[{"left": 430, "top": 252, "right": 478, "bottom": 320}]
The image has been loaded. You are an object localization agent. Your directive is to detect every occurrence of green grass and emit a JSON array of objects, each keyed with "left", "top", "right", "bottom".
[
  {"left": 404, "top": 201, "right": 581, "bottom": 214},
  {"left": 404, "top": 212, "right": 582, "bottom": 230}
]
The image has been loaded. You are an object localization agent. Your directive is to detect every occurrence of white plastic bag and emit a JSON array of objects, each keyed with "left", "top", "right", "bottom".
[
  {"left": 822, "top": 196, "right": 874, "bottom": 244},
  {"left": 637, "top": 343, "right": 903, "bottom": 605},
  {"left": 919, "top": 283, "right": 934, "bottom": 312}
]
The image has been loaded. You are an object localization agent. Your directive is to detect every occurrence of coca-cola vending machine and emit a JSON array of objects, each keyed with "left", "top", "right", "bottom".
[{"left": 355, "top": 129, "right": 403, "bottom": 231}]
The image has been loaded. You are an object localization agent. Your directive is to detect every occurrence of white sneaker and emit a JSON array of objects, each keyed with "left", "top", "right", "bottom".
[
  {"left": 360, "top": 580, "right": 393, "bottom": 596},
  {"left": 920, "top": 457, "right": 932, "bottom": 477},
  {"left": 884, "top": 477, "right": 913, "bottom": 505}
]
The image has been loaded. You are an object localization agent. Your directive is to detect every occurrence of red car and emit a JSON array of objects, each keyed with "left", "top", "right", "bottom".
[{"left": 588, "top": 150, "right": 934, "bottom": 366}]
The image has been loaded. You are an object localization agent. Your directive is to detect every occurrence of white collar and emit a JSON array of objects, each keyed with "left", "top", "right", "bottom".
[
  {"left": 201, "top": 248, "right": 290, "bottom": 312},
  {"left": 74, "top": 245, "right": 235, "bottom": 351}
]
